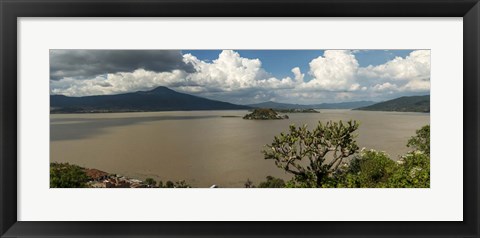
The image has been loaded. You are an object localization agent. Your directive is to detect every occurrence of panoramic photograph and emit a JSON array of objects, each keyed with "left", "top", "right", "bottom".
[{"left": 50, "top": 49, "right": 430, "bottom": 188}]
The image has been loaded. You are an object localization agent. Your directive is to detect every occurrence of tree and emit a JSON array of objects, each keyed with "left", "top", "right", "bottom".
[
  {"left": 161, "top": 180, "right": 191, "bottom": 188},
  {"left": 339, "top": 150, "right": 397, "bottom": 188},
  {"left": 174, "top": 180, "right": 191, "bottom": 188},
  {"left": 244, "top": 178, "right": 254, "bottom": 188},
  {"left": 258, "top": 176, "right": 286, "bottom": 188},
  {"left": 165, "top": 181, "right": 175, "bottom": 188},
  {"left": 263, "top": 120, "right": 360, "bottom": 188},
  {"left": 388, "top": 125, "right": 430, "bottom": 187},
  {"left": 407, "top": 125, "right": 430, "bottom": 155},
  {"left": 387, "top": 151, "right": 430, "bottom": 188},
  {"left": 341, "top": 125, "right": 430, "bottom": 188},
  {"left": 50, "top": 162, "right": 90, "bottom": 188},
  {"left": 145, "top": 178, "right": 157, "bottom": 187}
]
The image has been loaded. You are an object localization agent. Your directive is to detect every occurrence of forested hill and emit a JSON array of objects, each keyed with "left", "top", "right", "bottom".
[
  {"left": 354, "top": 95, "right": 430, "bottom": 113},
  {"left": 50, "top": 86, "right": 251, "bottom": 113}
]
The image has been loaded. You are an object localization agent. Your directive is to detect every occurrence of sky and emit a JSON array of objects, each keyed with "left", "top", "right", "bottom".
[{"left": 50, "top": 49, "right": 430, "bottom": 104}]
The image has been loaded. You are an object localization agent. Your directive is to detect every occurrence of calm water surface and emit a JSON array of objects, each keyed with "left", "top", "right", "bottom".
[{"left": 50, "top": 110, "right": 429, "bottom": 187}]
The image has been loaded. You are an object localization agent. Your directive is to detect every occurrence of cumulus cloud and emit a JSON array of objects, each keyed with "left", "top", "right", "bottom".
[
  {"left": 403, "top": 77, "right": 430, "bottom": 92},
  {"left": 183, "top": 50, "right": 298, "bottom": 91},
  {"left": 359, "top": 50, "right": 430, "bottom": 81},
  {"left": 50, "top": 69, "right": 187, "bottom": 96},
  {"left": 183, "top": 50, "right": 267, "bottom": 91},
  {"left": 305, "top": 50, "right": 360, "bottom": 91},
  {"left": 50, "top": 50, "right": 194, "bottom": 80},
  {"left": 181, "top": 50, "right": 299, "bottom": 94},
  {"left": 50, "top": 49, "right": 431, "bottom": 104},
  {"left": 372, "top": 82, "right": 398, "bottom": 92},
  {"left": 358, "top": 50, "right": 431, "bottom": 93},
  {"left": 291, "top": 67, "right": 304, "bottom": 83}
]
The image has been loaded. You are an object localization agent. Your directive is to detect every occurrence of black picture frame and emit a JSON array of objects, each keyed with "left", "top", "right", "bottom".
[{"left": 1, "top": 0, "right": 479, "bottom": 237}]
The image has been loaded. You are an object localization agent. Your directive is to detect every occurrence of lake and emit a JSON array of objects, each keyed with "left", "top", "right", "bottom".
[{"left": 50, "top": 109, "right": 429, "bottom": 187}]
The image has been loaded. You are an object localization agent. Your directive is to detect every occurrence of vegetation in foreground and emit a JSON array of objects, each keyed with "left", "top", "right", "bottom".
[
  {"left": 50, "top": 163, "right": 90, "bottom": 188},
  {"left": 255, "top": 123, "right": 430, "bottom": 188}
]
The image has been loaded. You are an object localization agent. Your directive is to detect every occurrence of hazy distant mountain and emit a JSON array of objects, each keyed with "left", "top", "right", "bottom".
[
  {"left": 247, "top": 101, "right": 308, "bottom": 110},
  {"left": 354, "top": 95, "right": 430, "bottom": 112},
  {"left": 247, "top": 100, "right": 376, "bottom": 110},
  {"left": 50, "top": 86, "right": 251, "bottom": 113},
  {"left": 312, "top": 101, "right": 376, "bottom": 109}
]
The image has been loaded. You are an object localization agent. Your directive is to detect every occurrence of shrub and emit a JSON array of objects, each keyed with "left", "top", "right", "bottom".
[
  {"left": 407, "top": 125, "right": 430, "bottom": 155},
  {"left": 160, "top": 180, "right": 191, "bottom": 188},
  {"left": 244, "top": 178, "right": 254, "bottom": 188},
  {"left": 165, "top": 181, "right": 175, "bottom": 188},
  {"left": 174, "top": 180, "right": 191, "bottom": 188},
  {"left": 258, "top": 176, "right": 286, "bottom": 188},
  {"left": 50, "top": 162, "right": 90, "bottom": 188},
  {"left": 338, "top": 150, "right": 397, "bottom": 188},
  {"left": 387, "top": 151, "right": 430, "bottom": 188},
  {"left": 145, "top": 178, "right": 157, "bottom": 187}
]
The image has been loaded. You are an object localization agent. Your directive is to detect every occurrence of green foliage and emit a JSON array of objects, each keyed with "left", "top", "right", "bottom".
[
  {"left": 50, "top": 162, "right": 90, "bottom": 188},
  {"left": 337, "top": 125, "right": 430, "bottom": 188},
  {"left": 165, "top": 181, "right": 175, "bottom": 188},
  {"left": 284, "top": 172, "right": 320, "bottom": 188},
  {"left": 337, "top": 150, "right": 397, "bottom": 188},
  {"left": 158, "top": 180, "right": 191, "bottom": 188},
  {"left": 387, "top": 125, "right": 430, "bottom": 188},
  {"left": 387, "top": 152, "right": 430, "bottom": 188},
  {"left": 244, "top": 178, "right": 254, "bottom": 188},
  {"left": 145, "top": 178, "right": 157, "bottom": 187},
  {"left": 258, "top": 176, "right": 286, "bottom": 188},
  {"left": 407, "top": 125, "right": 430, "bottom": 156},
  {"left": 174, "top": 180, "right": 191, "bottom": 188},
  {"left": 263, "top": 120, "right": 360, "bottom": 188}
]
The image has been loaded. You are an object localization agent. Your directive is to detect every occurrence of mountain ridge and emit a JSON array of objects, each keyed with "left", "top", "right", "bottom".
[
  {"left": 354, "top": 95, "right": 430, "bottom": 112},
  {"left": 50, "top": 86, "right": 251, "bottom": 113}
]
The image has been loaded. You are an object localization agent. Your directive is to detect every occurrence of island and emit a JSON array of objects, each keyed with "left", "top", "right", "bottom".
[{"left": 243, "top": 108, "right": 289, "bottom": 120}]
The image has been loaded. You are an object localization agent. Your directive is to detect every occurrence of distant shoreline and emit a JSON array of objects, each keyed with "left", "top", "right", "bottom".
[
  {"left": 50, "top": 108, "right": 250, "bottom": 114},
  {"left": 50, "top": 109, "right": 430, "bottom": 115}
]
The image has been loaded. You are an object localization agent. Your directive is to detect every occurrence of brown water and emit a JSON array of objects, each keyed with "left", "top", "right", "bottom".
[{"left": 50, "top": 110, "right": 429, "bottom": 187}]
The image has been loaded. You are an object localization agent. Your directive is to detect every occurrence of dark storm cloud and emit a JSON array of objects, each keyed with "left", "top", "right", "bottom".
[{"left": 50, "top": 50, "right": 195, "bottom": 80}]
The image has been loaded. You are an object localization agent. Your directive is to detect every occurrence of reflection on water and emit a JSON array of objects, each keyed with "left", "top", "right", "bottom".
[
  {"left": 50, "top": 110, "right": 429, "bottom": 187},
  {"left": 50, "top": 115, "right": 218, "bottom": 141}
]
